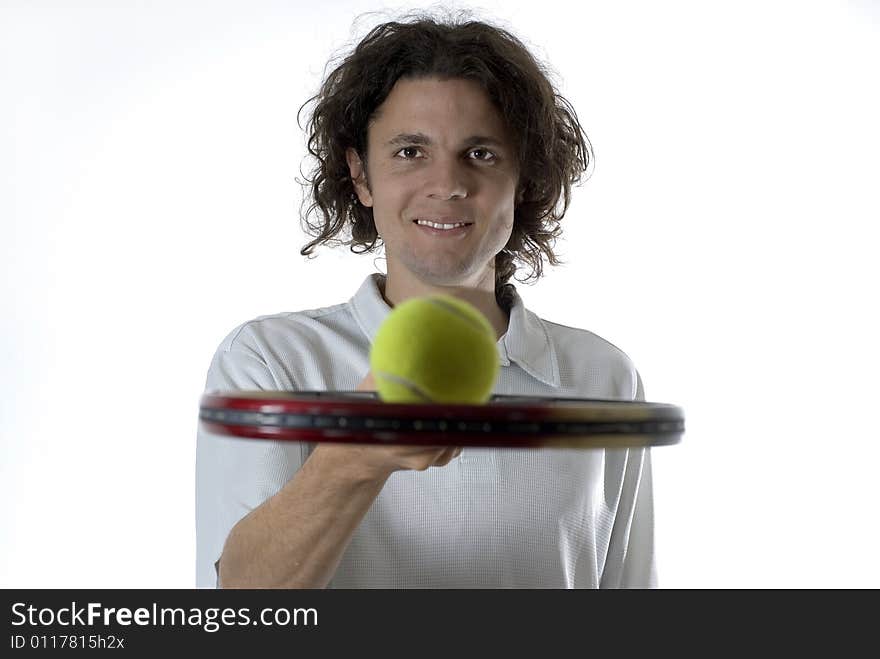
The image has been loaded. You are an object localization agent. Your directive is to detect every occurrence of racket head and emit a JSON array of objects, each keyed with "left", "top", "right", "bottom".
[{"left": 199, "top": 391, "right": 684, "bottom": 449}]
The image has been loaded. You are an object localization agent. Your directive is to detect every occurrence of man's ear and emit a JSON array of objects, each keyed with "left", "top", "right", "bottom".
[{"left": 346, "top": 147, "right": 374, "bottom": 207}]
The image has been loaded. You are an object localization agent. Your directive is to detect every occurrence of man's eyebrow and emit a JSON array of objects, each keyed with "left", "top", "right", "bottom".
[{"left": 385, "top": 133, "right": 506, "bottom": 148}]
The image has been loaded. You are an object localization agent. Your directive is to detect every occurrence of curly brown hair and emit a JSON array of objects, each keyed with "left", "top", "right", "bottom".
[{"left": 297, "top": 8, "right": 593, "bottom": 308}]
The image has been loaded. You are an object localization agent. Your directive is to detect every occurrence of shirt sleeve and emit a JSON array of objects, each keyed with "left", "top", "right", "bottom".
[
  {"left": 599, "top": 369, "right": 658, "bottom": 588},
  {"left": 194, "top": 323, "right": 307, "bottom": 588}
]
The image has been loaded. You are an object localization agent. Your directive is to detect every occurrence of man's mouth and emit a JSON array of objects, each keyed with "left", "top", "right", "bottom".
[{"left": 413, "top": 219, "right": 473, "bottom": 230}]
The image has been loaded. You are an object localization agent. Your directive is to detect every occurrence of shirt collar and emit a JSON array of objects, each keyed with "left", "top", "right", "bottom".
[{"left": 350, "top": 273, "right": 560, "bottom": 388}]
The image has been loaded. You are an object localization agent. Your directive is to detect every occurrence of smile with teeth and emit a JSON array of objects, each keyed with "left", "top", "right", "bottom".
[{"left": 414, "top": 219, "right": 472, "bottom": 230}]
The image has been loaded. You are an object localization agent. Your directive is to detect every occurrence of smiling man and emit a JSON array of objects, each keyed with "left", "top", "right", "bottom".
[
  {"left": 344, "top": 76, "right": 517, "bottom": 338},
  {"left": 195, "top": 11, "right": 656, "bottom": 589}
]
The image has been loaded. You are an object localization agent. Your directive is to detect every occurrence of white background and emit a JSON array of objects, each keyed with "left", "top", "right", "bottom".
[{"left": 2, "top": 0, "right": 878, "bottom": 588}]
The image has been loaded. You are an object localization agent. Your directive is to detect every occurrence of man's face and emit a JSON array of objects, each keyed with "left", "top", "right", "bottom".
[{"left": 346, "top": 76, "right": 519, "bottom": 291}]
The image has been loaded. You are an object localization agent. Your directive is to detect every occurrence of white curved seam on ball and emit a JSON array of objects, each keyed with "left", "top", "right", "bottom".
[
  {"left": 374, "top": 371, "right": 434, "bottom": 402},
  {"left": 426, "top": 297, "right": 488, "bottom": 334}
]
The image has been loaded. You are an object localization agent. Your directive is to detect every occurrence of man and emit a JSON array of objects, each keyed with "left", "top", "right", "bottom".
[{"left": 196, "top": 13, "right": 655, "bottom": 589}]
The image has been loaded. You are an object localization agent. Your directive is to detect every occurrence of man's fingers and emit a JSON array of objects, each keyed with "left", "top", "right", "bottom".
[{"left": 431, "top": 446, "right": 462, "bottom": 467}]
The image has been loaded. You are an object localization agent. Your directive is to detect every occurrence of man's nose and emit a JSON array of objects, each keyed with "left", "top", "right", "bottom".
[{"left": 426, "top": 157, "right": 469, "bottom": 200}]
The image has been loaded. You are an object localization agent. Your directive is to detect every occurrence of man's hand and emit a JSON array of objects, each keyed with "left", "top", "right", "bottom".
[
  {"left": 319, "top": 370, "right": 462, "bottom": 479},
  {"left": 355, "top": 370, "right": 377, "bottom": 392}
]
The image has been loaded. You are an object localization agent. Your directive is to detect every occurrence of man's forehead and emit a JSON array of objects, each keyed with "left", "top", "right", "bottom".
[
  {"left": 374, "top": 78, "right": 507, "bottom": 124},
  {"left": 387, "top": 75, "right": 489, "bottom": 102}
]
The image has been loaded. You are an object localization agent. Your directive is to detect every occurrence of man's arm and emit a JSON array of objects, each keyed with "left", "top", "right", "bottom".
[
  {"left": 218, "top": 444, "right": 388, "bottom": 589},
  {"left": 599, "top": 368, "right": 657, "bottom": 588},
  {"left": 217, "top": 371, "right": 461, "bottom": 588}
]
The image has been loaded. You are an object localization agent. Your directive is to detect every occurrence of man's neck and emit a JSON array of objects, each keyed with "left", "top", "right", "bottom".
[{"left": 379, "top": 273, "right": 510, "bottom": 341}]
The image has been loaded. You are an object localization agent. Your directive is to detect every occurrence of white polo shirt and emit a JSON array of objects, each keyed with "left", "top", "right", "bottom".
[{"left": 195, "top": 273, "right": 656, "bottom": 588}]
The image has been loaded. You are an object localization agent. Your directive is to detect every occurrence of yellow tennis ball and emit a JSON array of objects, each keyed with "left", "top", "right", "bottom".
[{"left": 370, "top": 295, "right": 500, "bottom": 404}]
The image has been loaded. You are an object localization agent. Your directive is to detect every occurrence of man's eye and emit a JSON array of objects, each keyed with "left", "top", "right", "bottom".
[
  {"left": 396, "top": 147, "right": 422, "bottom": 159},
  {"left": 469, "top": 149, "right": 496, "bottom": 161}
]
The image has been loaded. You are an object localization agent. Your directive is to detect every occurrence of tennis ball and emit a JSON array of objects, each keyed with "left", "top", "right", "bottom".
[{"left": 370, "top": 295, "right": 500, "bottom": 404}]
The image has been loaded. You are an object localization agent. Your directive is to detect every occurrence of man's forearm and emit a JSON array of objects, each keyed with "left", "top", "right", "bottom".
[{"left": 218, "top": 444, "right": 389, "bottom": 588}]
